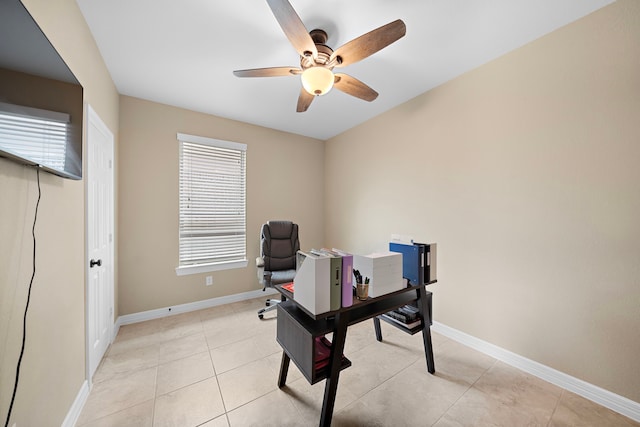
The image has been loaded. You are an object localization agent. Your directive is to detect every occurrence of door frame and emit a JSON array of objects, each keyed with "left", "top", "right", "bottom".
[{"left": 84, "top": 103, "right": 115, "bottom": 385}]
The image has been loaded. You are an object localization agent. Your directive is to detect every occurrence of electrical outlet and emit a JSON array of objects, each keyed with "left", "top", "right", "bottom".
[{"left": 205, "top": 276, "right": 213, "bottom": 286}]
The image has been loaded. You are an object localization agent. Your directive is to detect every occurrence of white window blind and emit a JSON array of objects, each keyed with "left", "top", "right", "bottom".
[
  {"left": 176, "top": 133, "right": 247, "bottom": 275},
  {"left": 0, "top": 102, "right": 69, "bottom": 170}
]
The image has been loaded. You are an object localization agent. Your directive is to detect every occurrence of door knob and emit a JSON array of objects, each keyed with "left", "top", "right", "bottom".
[{"left": 90, "top": 259, "right": 102, "bottom": 268}]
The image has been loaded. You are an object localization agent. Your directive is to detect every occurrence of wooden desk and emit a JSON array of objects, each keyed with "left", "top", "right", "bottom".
[{"left": 275, "top": 281, "right": 436, "bottom": 427}]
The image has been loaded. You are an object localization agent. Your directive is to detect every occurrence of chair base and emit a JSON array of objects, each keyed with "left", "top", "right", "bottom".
[{"left": 258, "top": 299, "right": 281, "bottom": 319}]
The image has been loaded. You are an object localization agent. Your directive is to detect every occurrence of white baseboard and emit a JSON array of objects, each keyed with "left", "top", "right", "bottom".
[
  {"left": 113, "top": 287, "right": 278, "bottom": 340},
  {"left": 61, "top": 379, "right": 88, "bottom": 427},
  {"left": 431, "top": 321, "right": 640, "bottom": 423}
]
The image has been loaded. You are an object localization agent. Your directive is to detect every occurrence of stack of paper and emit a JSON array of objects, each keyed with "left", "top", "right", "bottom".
[{"left": 353, "top": 251, "right": 403, "bottom": 298}]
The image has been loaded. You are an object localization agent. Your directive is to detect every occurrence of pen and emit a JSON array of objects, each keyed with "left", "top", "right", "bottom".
[{"left": 353, "top": 269, "right": 362, "bottom": 284}]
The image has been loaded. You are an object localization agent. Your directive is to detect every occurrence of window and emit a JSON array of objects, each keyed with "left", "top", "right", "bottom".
[{"left": 175, "top": 133, "right": 247, "bottom": 276}]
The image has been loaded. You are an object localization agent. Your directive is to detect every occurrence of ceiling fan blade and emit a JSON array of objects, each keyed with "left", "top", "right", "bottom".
[
  {"left": 233, "top": 67, "right": 301, "bottom": 77},
  {"left": 330, "top": 19, "right": 406, "bottom": 67},
  {"left": 266, "top": 0, "right": 317, "bottom": 59},
  {"left": 296, "top": 87, "right": 315, "bottom": 112},
  {"left": 333, "top": 73, "right": 379, "bottom": 102}
]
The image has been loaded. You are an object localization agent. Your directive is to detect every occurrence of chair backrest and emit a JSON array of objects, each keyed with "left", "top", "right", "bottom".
[{"left": 261, "top": 220, "right": 300, "bottom": 272}]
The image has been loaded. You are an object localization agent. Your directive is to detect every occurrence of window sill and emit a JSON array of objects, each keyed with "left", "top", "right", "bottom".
[{"left": 175, "top": 259, "right": 248, "bottom": 276}]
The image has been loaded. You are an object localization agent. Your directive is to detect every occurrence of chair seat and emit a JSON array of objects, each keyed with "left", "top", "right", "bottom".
[{"left": 270, "top": 269, "right": 296, "bottom": 285}]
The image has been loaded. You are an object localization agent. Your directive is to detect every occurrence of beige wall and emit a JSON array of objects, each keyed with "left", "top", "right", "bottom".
[
  {"left": 117, "top": 96, "right": 324, "bottom": 315},
  {"left": 325, "top": 0, "right": 640, "bottom": 403},
  {"left": 0, "top": 0, "right": 119, "bottom": 425}
]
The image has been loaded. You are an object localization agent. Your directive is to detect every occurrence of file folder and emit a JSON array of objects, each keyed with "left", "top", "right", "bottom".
[
  {"left": 332, "top": 248, "right": 353, "bottom": 308},
  {"left": 416, "top": 242, "right": 437, "bottom": 282},
  {"left": 389, "top": 242, "right": 424, "bottom": 285},
  {"left": 390, "top": 241, "right": 437, "bottom": 284},
  {"left": 294, "top": 251, "right": 331, "bottom": 315},
  {"left": 311, "top": 249, "right": 342, "bottom": 311},
  {"left": 328, "top": 255, "right": 342, "bottom": 311}
]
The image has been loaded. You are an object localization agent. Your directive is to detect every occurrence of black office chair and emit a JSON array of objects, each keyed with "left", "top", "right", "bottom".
[{"left": 256, "top": 220, "right": 300, "bottom": 319}]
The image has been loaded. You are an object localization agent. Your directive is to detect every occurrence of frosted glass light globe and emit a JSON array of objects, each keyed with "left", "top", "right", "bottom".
[{"left": 301, "top": 66, "right": 334, "bottom": 96}]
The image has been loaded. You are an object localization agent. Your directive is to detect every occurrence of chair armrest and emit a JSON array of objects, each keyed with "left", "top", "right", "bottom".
[{"left": 256, "top": 256, "right": 272, "bottom": 287}]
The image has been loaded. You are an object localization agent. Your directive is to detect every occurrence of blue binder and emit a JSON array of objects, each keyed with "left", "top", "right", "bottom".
[{"left": 389, "top": 242, "right": 425, "bottom": 286}]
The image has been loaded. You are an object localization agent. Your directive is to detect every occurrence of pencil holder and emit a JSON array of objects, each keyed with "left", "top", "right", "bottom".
[{"left": 356, "top": 283, "right": 369, "bottom": 300}]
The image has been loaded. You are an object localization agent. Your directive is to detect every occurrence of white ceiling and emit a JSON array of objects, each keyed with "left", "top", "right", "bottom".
[{"left": 76, "top": 0, "right": 613, "bottom": 140}]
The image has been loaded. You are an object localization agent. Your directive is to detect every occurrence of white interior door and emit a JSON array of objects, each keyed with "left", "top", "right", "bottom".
[{"left": 86, "top": 105, "right": 114, "bottom": 380}]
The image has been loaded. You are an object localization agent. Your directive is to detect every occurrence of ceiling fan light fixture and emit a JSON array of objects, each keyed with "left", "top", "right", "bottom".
[{"left": 301, "top": 66, "right": 334, "bottom": 96}]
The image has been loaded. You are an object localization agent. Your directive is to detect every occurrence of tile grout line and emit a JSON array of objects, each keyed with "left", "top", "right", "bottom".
[
  {"left": 331, "top": 351, "right": 423, "bottom": 418},
  {"left": 150, "top": 334, "right": 161, "bottom": 425},
  {"left": 219, "top": 350, "right": 292, "bottom": 416},
  {"left": 430, "top": 357, "right": 499, "bottom": 426},
  {"left": 208, "top": 332, "right": 231, "bottom": 420},
  {"left": 151, "top": 365, "right": 158, "bottom": 427},
  {"left": 546, "top": 388, "right": 565, "bottom": 427}
]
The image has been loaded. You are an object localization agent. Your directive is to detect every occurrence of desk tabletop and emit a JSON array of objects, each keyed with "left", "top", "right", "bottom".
[{"left": 275, "top": 280, "right": 436, "bottom": 322}]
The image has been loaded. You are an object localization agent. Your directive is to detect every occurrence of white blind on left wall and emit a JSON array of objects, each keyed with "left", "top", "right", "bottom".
[{"left": 177, "top": 133, "right": 247, "bottom": 274}]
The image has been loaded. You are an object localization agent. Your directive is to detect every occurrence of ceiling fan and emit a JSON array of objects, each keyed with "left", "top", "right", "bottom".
[{"left": 233, "top": 0, "right": 406, "bottom": 112}]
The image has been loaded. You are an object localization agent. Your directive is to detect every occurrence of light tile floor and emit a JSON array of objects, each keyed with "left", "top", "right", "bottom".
[{"left": 77, "top": 297, "right": 639, "bottom": 427}]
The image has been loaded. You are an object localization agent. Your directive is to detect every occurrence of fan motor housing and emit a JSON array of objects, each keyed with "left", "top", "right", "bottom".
[{"left": 301, "top": 29, "right": 335, "bottom": 69}]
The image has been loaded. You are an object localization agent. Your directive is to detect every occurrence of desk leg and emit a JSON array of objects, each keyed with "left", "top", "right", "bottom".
[
  {"left": 373, "top": 316, "right": 382, "bottom": 342},
  {"left": 319, "top": 312, "right": 349, "bottom": 427},
  {"left": 278, "top": 351, "right": 290, "bottom": 388},
  {"left": 417, "top": 288, "right": 435, "bottom": 374}
]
